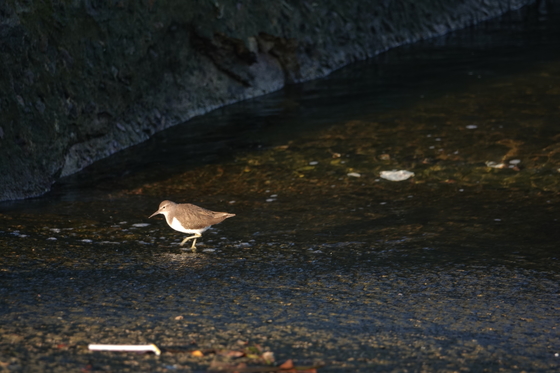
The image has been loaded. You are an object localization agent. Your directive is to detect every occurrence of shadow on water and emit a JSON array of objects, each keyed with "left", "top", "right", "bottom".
[{"left": 1, "top": 2, "right": 560, "bottom": 372}]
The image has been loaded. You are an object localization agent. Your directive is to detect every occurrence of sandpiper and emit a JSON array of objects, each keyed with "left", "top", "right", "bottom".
[{"left": 149, "top": 200, "right": 235, "bottom": 250}]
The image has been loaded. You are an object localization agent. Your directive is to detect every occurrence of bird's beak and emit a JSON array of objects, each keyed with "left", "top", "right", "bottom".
[{"left": 149, "top": 210, "right": 160, "bottom": 218}]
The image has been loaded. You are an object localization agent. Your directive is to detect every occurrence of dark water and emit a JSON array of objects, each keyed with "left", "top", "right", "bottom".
[{"left": 1, "top": 3, "right": 560, "bottom": 372}]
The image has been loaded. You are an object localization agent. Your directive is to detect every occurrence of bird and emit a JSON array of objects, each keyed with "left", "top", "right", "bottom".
[{"left": 149, "top": 200, "right": 235, "bottom": 250}]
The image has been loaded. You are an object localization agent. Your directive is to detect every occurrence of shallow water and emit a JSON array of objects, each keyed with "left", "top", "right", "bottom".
[{"left": 1, "top": 3, "right": 560, "bottom": 372}]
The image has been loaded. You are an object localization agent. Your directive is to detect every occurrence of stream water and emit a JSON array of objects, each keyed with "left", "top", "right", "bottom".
[{"left": 1, "top": 3, "right": 560, "bottom": 372}]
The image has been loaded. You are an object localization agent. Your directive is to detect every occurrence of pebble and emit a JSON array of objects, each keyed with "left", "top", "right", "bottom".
[{"left": 132, "top": 223, "right": 150, "bottom": 228}]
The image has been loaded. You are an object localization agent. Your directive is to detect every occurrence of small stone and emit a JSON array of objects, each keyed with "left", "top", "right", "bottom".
[
  {"left": 379, "top": 154, "right": 390, "bottom": 160},
  {"left": 132, "top": 223, "right": 150, "bottom": 227},
  {"left": 486, "top": 161, "right": 506, "bottom": 168}
]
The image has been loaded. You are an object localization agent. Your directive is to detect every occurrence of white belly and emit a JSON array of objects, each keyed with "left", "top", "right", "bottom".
[{"left": 169, "top": 216, "right": 209, "bottom": 234}]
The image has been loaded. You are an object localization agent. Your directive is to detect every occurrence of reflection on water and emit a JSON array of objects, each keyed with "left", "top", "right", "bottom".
[{"left": 1, "top": 3, "right": 560, "bottom": 372}]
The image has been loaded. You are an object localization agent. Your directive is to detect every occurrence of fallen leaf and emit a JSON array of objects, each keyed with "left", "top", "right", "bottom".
[
  {"left": 190, "top": 350, "right": 204, "bottom": 357},
  {"left": 245, "top": 344, "right": 263, "bottom": 356},
  {"left": 219, "top": 350, "right": 245, "bottom": 358},
  {"left": 279, "top": 360, "right": 294, "bottom": 369}
]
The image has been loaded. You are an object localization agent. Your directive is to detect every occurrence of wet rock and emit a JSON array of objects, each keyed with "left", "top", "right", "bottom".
[{"left": 0, "top": 0, "right": 534, "bottom": 201}]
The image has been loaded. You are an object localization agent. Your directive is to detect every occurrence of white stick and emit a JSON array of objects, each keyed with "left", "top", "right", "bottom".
[{"left": 88, "top": 344, "right": 161, "bottom": 356}]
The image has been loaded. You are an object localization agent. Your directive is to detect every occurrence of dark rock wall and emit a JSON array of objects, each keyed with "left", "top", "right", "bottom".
[{"left": 0, "top": 0, "right": 534, "bottom": 201}]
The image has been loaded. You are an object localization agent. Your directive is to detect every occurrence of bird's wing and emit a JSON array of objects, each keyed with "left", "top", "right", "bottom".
[{"left": 180, "top": 204, "right": 233, "bottom": 229}]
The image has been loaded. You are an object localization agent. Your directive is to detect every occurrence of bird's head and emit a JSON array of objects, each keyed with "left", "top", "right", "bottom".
[{"left": 149, "top": 200, "right": 176, "bottom": 218}]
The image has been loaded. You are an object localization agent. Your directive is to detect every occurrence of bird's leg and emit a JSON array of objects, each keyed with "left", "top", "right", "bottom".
[{"left": 180, "top": 233, "right": 202, "bottom": 249}]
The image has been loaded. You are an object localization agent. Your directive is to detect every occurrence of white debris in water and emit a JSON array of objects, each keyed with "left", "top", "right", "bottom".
[
  {"left": 50, "top": 228, "right": 61, "bottom": 233},
  {"left": 132, "top": 223, "right": 150, "bottom": 228},
  {"left": 202, "top": 248, "right": 216, "bottom": 252},
  {"left": 466, "top": 125, "right": 478, "bottom": 129},
  {"left": 494, "top": 219, "right": 502, "bottom": 222},
  {"left": 89, "top": 344, "right": 161, "bottom": 356},
  {"left": 509, "top": 159, "right": 521, "bottom": 165},
  {"left": 81, "top": 239, "right": 93, "bottom": 243},
  {"left": 309, "top": 161, "right": 318, "bottom": 165},
  {"left": 380, "top": 170, "right": 414, "bottom": 181},
  {"left": 229, "top": 200, "right": 236, "bottom": 204},
  {"left": 119, "top": 221, "right": 127, "bottom": 224},
  {"left": 347, "top": 172, "right": 361, "bottom": 177},
  {"left": 47, "top": 237, "right": 57, "bottom": 241},
  {"left": 266, "top": 198, "right": 276, "bottom": 202}
]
